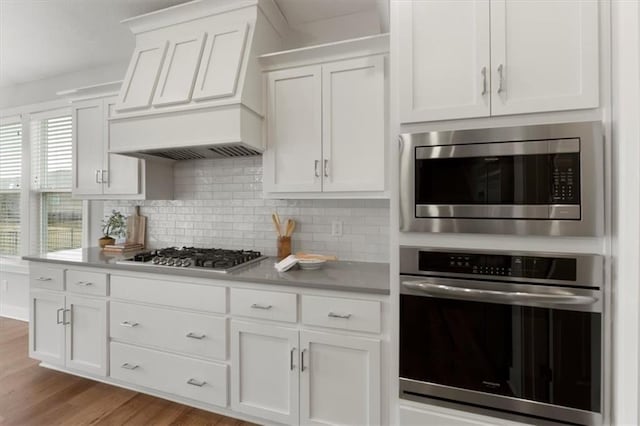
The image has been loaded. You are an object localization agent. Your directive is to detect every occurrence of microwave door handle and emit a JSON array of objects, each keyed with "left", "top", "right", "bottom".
[{"left": 401, "top": 281, "right": 598, "bottom": 307}]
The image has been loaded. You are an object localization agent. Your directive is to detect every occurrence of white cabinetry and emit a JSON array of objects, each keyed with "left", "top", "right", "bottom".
[
  {"left": 300, "top": 331, "right": 380, "bottom": 426},
  {"left": 398, "top": 0, "right": 599, "bottom": 123},
  {"left": 265, "top": 66, "right": 322, "bottom": 193},
  {"left": 28, "top": 262, "right": 388, "bottom": 426},
  {"left": 399, "top": 403, "right": 525, "bottom": 426},
  {"left": 71, "top": 95, "right": 173, "bottom": 199},
  {"left": 262, "top": 35, "right": 388, "bottom": 197},
  {"left": 230, "top": 321, "right": 299, "bottom": 424},
  {"left": 29, "top": 290, "right": 108, "bottom": 376},
  {"left": 230, "top": 292, "right": 382, "bottom": 425}
]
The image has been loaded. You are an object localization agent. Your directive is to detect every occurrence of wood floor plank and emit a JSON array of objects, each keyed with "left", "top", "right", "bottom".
[{"left": 0, "top": 318, "right": 259, "bottom": 426}]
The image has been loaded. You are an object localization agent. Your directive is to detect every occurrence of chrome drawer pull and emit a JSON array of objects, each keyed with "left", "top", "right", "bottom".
[
  {"left": 120, "top": 321, "right": 139, "bottom": 328},
  {"left": 251, "top": 303, "right": 273, "bottom": 310},
  {"left": 56, "top": 308, "right": 64, "bottom": 324},
  {"left": 187, "top": 378, "right": 206, "bottom": 387},
  {"left": 121, "top": 363, "right": 139, "bottom": 370},
  {"left": 75, "top": 281, "right": 93, "bottom": 286},
  {"left": 328, "top": 312, "right": 352, "bottom": 319},
  {"left": 36, "top": 277, "right": 52, "bottom": 281},
  {"left": 186, "top": 332, "right": 206, "bottom": 340}
]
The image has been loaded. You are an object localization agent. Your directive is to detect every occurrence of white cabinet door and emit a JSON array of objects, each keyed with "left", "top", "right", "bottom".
[
  {"left": 264, "top": 66, "right": 322, "bottom": 193},
  {"left": 300, "top": 331, "right": 380, "bottom": 426},
  {"left": 153, "top": 33, "right": 206, "bottom": 106},
  {"left": 117, "top": 41, "right": 168, "bottom": 111},
  {"left": 29, "top": 291, "right": 65, "bottom": 366},
  {"left": 230, "top": 321, "right": 299, "bottom": 425},
  {"left": 103, "top": 96, "right": 141, "bottom": 195},
  {"left": 398, "top": 0, "right": 490, "bottom": 123},
  {"left": 490, "top": 0, "right": 599, "bottom": 115},
  {"left": 193, "top": 24, "right": 248, "bottom": 101},
  {"left": 72, "top": 100, "right": 104, "bottom": 196},
  {"left": 322, "top": 56, "right": 385, "bottom": 192},
  {"left": 65, "top": 295, "right": 108, "bottom": 376}
]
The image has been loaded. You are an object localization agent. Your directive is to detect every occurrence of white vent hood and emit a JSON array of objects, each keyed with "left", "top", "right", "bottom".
[{"left": 108, "top": 0, "right": 285, "bottom": 160}]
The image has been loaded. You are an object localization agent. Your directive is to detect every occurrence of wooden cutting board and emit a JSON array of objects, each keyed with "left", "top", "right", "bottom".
[{"left": 126, "top": 206, "right": 146, "bottom": 247}]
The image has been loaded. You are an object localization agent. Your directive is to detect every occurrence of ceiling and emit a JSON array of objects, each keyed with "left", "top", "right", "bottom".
[{"left": 0, "top": 0, "right": 386, "bottom": 89}]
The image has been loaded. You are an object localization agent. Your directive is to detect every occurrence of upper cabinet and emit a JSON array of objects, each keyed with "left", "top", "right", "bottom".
[
  {"left": 261, "top": 35, "right": 389, "bottom": 198},
  {"left": 398, "top": 0, "right": 599, "bottom": 123},
  {"left": 72, "top": 95, "right": 173, "bottom": 200}
]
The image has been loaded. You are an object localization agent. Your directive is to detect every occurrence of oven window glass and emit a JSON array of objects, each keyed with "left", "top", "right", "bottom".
[
  {"left": 415, "top": 152, "right": 580, "bottom": 205},
  {"left": 399, "top": 295, "right": 601, "bottom": 413}
]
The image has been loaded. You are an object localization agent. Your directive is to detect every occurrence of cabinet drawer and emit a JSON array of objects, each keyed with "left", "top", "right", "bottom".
[
  {"left": 110, "top": 275, "right": 226, "bottom": 313},
  {"left": 110, "top": 342, "right": 227, "bottom": 407},
  {"left": 230, "top": 288, "right": 297, "bottom": 323},
  {"left": 66, "top": 269, "right": 108, "bottom": 296},
  {"left": 29, "top": 264, "right": 64, "bottom": 291},
  {"left": 111, "top": 302, "right": 227, "bottom": 360},
  {"left": 302, "top": 295, "right": 381, "bottom": 334}
]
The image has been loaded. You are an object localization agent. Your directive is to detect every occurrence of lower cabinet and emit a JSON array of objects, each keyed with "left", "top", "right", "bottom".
[
  {"left": 300, "top": 331, "right": 380, "bottom": 426},
  {"left": 29, "top": 290, "right": 108, "bottom": 376},
  {"left": 230, "top": 320, "right": 381, "bottom": 425},
  {"left": 230, "top": 320, "right": 299, "bottom": 424},
  {"left": 110, "top": 342, "right": 228, "bottom": 407}
]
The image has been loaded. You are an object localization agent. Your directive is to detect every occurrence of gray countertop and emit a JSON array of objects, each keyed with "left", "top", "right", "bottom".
[{"left": 23, "top": 248, "right": 390, "bottom": 295}]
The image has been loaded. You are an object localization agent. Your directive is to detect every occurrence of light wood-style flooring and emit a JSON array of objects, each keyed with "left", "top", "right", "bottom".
[{"left": 0, "top": 317, "right": 257, "bottom": 425}]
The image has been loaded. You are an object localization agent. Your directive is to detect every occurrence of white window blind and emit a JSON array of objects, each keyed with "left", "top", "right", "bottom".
[
  {"left": 0, "top": 121, "right": 22, "bottom": 256},
  {"left": 31, "top": 114, "right": 73, "bottom": 190},
  {"left": 30, "top": 110, "right": 82, "bottom": 253}
]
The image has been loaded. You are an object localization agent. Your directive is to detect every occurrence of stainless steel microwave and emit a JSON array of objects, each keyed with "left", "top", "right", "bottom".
[{"left": 399, "top": 122, "right": 604, "bottom": 236}]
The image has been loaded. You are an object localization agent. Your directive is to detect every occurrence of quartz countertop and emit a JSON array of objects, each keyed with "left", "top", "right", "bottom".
[{"left": 23, "top": 248, "right": 390, "bottom": 295}]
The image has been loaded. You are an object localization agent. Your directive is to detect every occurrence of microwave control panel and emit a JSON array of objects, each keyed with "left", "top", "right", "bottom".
[{"left": 551, "top": 153, "right": 580, "bottom": 204}]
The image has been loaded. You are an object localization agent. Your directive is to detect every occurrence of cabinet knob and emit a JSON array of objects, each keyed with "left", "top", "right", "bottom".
[
  {"left": 120, "top": 321, "right": 139, "bottom": 328},
  {"left": 121, "top": 363, "right": 139, "bottom": 370}
]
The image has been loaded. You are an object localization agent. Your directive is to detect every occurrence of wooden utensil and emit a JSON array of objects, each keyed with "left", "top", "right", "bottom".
[
  {"left": 284, "top": 219, "right": 296, "bottom": 237},
  {"left": 271, "top": 213, "right": 282, "bottom": 237},
  {"left": 295, "top": 252, "right": 338, "bottom": 261},
  {"left": 126, "top": 206, "right": 146, "bottom": 247}
]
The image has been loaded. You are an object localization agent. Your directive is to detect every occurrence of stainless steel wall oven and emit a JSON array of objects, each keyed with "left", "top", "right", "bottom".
[
  {"left": 399, "top": 122, "right": 603, "bottom": 236},
  {"left": 399, "top": 247, "right": 605, "bottom": 425}
]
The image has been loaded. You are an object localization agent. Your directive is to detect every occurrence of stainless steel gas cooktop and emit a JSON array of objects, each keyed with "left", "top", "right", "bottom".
[{"left": 117, "top": 247, "right": 266, "bottom": 273}]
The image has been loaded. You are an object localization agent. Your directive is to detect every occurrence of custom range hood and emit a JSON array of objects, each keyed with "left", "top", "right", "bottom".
[{"left": 108, "top": 0, "right": 285, "bottom": 160}]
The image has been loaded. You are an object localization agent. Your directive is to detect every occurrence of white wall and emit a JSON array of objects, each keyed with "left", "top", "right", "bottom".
[{"left": 0, "top": 62, "right": 127, "bottom": 110}]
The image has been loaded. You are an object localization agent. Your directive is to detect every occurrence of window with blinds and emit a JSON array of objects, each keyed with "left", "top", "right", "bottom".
[
  {"left": 0, "top": 121, "right": 22, "bottom": 256},
  {"left": 31, "top": 112, "right": 82, "bottom": 253}
]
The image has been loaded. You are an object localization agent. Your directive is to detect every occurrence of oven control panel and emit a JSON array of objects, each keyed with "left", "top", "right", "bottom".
[{"left": 417, "top": 251, "right": 577, "bottom": 281}]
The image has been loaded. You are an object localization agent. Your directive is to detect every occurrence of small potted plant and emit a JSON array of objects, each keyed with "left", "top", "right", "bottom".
[{"left": 99, "top": 210, "right": 127, "bottom": 248}]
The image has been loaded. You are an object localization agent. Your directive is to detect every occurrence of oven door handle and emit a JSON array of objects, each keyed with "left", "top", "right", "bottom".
[{"left": 401, "top": 281, "right": 598, "bottom": 307}]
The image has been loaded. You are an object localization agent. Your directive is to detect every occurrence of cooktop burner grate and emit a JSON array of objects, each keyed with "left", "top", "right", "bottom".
[{"left": 119, "top": 247, "right": 265, "bottom": 273}]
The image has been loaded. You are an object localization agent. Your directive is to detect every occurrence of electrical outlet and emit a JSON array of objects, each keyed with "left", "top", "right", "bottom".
[{"left": 331, "top": 220, "right": 343, "bottom": 237}]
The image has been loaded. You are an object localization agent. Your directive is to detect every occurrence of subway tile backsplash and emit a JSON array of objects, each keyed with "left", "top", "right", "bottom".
[{"left": 104, "top": 157, "right": 390, "bottom": 262}]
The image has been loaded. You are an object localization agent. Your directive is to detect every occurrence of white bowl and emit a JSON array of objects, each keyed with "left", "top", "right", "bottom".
[{"left": 298, "top": 259, "right": 326, "bottom": 270}]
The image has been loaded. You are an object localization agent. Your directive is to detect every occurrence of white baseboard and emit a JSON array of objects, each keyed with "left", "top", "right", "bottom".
[{"left": 0, "top": 305, "right": 28, "bottom": 322}]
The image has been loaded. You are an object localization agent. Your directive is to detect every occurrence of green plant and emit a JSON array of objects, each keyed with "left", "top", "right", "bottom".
[{"left": 102, "top": 210, "right": 127, "bottom": 238}]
